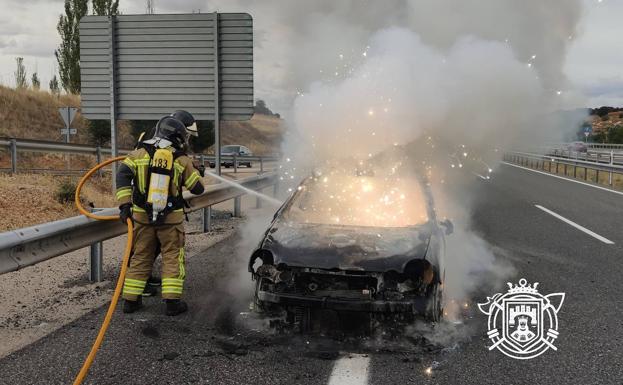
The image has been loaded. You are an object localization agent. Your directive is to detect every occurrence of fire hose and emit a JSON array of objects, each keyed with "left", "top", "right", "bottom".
[{"left": 72, "top": 156, "right": 133, "bottom": 385}]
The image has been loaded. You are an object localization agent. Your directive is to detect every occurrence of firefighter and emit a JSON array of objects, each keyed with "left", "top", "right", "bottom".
[
  {"left": 117, "top": 116, "right": 205, "bottom": 316},
  {"left": 132, "top": 111, "right": 204, "bottom": 297}
]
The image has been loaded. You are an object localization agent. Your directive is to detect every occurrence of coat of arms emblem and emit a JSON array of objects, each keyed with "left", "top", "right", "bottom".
[{"left": 478, "top": 278, "right": 565, "bottom": 359}]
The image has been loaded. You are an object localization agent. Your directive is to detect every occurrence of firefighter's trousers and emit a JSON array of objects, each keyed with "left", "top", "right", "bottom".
[{"left": 122, "top": 222, "right": 186, "bottom": 300}]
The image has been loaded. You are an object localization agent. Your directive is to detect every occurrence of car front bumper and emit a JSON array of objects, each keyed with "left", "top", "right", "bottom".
[{"left": 257, "top": 290, "right": 428, "bottom": 313}]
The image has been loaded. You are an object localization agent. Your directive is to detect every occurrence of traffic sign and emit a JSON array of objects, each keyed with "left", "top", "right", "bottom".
[
  {"left": 79, "top": 13, "right": 254, "bottom": 121},
  {"left": 59, "top": 107, "right": 78, "bottom": 129},
  {"left": 60, "top": 129, "right": 77, "bottom": 135}
]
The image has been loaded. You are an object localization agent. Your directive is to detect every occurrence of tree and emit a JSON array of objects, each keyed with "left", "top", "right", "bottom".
[
  {"left": 49, "top": 75, "right": 61, "bottom": 96},
  {"left": 14, "top": 57, "right": 28, "bottom": 89},
  {"left": 129, "top": 120, "right": 158, "bottom": 142},
  {"left": 189, "top": 121, "right": 215, "bottom": 153},
  {"left": 31, "top": 72, "right": 41, "bottom": 90},
  {"left": 92, "top": 0, "right": 119, "bottom": 16},
  {"left": 87, "top": 120, "right": 111, "bottom": 145},
  {"left": 608, "top": 126, "right": 623, "bottom": 144},
  {"left": 55, "top": 0, "right": 88, "bottom": 94},
  {"left": 254, "top": 99, "right": 275, "bottom": 116}
]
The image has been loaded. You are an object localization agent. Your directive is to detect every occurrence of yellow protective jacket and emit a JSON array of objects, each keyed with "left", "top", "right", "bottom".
[{"left": 116, "top": 147, "right": 204, "bottom": 225}]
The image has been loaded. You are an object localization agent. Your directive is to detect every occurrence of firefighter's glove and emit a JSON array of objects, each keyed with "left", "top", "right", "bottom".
[
  {"left": 119, "top": 203, "right": 133, "bottom": 225},
  {"left": 198, "top": 164, "right": 206, "bottom": 177}
]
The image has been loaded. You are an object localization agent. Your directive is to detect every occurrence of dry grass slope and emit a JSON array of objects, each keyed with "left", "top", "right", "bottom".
[{"left": 0, "top": 86, "right": 286, "bottom": 230}]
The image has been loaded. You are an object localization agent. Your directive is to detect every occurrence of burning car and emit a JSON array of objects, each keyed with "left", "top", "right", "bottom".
[{"left": 248, "top": 170, "right": 452, "bottom": 331}]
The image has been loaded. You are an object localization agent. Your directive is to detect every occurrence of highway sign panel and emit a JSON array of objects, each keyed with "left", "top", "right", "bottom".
[{"left": 79, "top": 13, "right": 254, "bottom": 121}]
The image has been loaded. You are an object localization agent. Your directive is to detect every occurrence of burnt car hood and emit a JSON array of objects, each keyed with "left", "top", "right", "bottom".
[{"left": 260, "top": 220, "right": 433, "bottom": 273}]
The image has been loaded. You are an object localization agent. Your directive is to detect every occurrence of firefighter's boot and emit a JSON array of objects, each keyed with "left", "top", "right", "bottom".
[
  {"left": 123, "top": 296, "right": 143, "bottom": 314},
  {"left": 165, "top": 299, "right": 188, "bottom": 316},
  {"left": 142, "top": 276, "right": 161, "bottom": 297}
]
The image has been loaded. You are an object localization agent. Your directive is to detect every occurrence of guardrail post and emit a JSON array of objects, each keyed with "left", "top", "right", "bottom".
[
  {"left": 200, "top": 154, "right": 205, "bottom": 167},
  {"left": 234, "top": 196, "right": 241, "bottom": 217},
  {"left": 609, "top": 151, "right": 614, "bottom": 186},
  {"left": 233, "top": 155, "right": 238, "bottom": 173},
  {"left": 10, "top": 138, "right": 17, "bottom": 173},
  {"left": 89, "top": 241, "right": 103, "bottom": 282},
  {"left": 260, "top": 157, "right": 264, "bottom": 174},
  {"left": 596, "top": 169, "right": 599, "bottom": 184},
  {"left": 96, "top": 146, "right": 103, "bottom": 177},
  {"left": 202, "top": 207, "right": 211, "bottom": 232}
]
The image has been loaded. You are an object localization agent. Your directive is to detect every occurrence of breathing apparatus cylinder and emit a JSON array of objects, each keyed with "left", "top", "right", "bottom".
[{"left": 147, "top": 148, "right": 174, "bottom": 223}]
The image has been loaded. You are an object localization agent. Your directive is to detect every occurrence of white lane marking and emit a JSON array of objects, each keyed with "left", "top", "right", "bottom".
[
  {"left": 501, "top": 161, "right": 623, "bottom": 197},
  {"left": 535, "top": 205, "right": 615, "bottom": 244},
  {"left": 327, "top": 354, "right": 370, "bottom": 385}
]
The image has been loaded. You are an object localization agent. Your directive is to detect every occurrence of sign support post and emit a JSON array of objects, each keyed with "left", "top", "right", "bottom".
[
  {"left": 213, "top": 12, "right": 221, "bottom": 176},
  {"left": 109, "top": 16, "right": 118, "bottom": 191}
]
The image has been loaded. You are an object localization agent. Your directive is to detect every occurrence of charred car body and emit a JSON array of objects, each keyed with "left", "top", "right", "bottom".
[{"left": 249, "top": 171, "right": 451, "bottom": 331}]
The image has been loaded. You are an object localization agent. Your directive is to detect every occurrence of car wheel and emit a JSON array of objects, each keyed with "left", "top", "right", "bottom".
[{"left": 425, "top": 283, "right": 443, "bottom": 322}]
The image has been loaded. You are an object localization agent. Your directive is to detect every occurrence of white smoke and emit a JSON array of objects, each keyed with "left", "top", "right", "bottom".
[
  {"left": 203, "top": 0, "right": 583, "bottom": 114},
  {"left": 200, "top": 0, "right": 586, "bottom": 321}
]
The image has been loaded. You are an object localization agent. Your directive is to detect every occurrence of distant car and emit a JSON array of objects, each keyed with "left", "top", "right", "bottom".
[
  {"left": 567, "top": 142, "right": 588, "bottom": 153},
  {"left": 209, "top": 145, "right": 253, "bottom": 168},
  {"left": 248, "top": 172, "right": 450, "bottom": 332}
]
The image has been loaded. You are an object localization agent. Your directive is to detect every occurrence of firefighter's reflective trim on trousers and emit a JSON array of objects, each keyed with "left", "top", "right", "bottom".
[
  {"left": 178, "top": 247, "right": 186, "bottom": 280},
  {"left": 162, "top": 277, "right": 184, "bottom": 296},
  {"left": 161, "top": 247, "right": 185, "bottom": 297},
  {"left": 123, "top": 278, "right": 147, "bottom": 297}
]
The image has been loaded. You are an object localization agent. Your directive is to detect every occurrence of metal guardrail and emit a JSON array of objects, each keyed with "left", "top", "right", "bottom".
[
  {"left": 504, "top": 151, "right": 623, "bottom": 187},
  {"left": 0, "top": 137, "right": 280, "bottom": 174},
  {"left": 552, "top": 142, "right": 623, "bottom": 151},
  {"left": 0, "top": 172, "right": 279, "bottom": 277},
  {"left": 585, "top": 143, "right": 623, "bottom": 151},
  {"left": 546, "top": 148, "right": 623, "bottom": 165}
]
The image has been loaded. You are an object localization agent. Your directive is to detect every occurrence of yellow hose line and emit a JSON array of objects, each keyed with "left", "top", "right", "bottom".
[{"left": 72, "top": 156, "right": 133, "bottom": 385}]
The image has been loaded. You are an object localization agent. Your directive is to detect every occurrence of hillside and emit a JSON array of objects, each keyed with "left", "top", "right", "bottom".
[
  {"left": 0, "top": 86, "right": 135, "bottom": 148},
  {"left": 589, "top": 111, "right": 623, "bottom": 134},
  {"left": 0, "top": 86, "right": 285, "bottom": 155},
  {"left": 0, "top": 86, "right": 285, "bottom": 230}
]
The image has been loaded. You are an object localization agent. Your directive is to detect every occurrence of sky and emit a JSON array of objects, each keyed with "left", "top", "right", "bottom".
[{"left": 0, "top": 0, "right": 621, "bottom": 111}]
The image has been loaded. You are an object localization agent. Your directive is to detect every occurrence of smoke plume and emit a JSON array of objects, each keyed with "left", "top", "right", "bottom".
[{"left": 203, "top": 1, "right": 585, "bottom": 319}]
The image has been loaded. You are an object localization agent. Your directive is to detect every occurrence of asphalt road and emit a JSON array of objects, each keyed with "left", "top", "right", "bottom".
[{"left": 1, "top": 162, "right": 622, "bottom": 385}]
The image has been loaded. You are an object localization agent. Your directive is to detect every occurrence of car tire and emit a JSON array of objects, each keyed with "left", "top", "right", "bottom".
[{"left": 425, "top": 283, "right": 443, "bottom": 322}]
